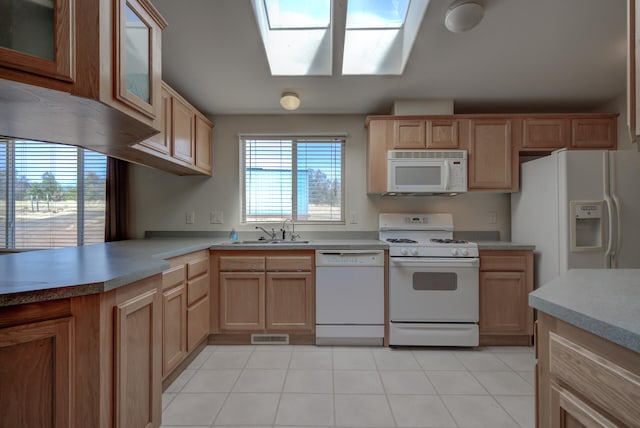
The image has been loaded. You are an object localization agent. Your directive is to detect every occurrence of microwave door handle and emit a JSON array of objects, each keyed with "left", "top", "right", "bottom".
[{"left": 443, "top": 161, "right": 450, "bottom": 190}]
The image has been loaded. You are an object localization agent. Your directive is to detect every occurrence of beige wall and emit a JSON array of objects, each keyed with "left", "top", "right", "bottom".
[
  {"left": 129, "top": 114, "right": 511, "bottom": 239},
  {"left": 596, "top": 92, "right": 636, "bottom": 150}
]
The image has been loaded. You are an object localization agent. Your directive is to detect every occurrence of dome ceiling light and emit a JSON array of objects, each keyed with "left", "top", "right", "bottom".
[
  {"left": 445, "top": 0, "right": 485, "bottom": 33},
  {"left": 280, "top": 92, "right": 301, "bottom": 111}
]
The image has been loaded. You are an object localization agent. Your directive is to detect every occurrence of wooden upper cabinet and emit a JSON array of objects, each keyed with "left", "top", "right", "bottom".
[
  {"left": 571, "top": 118, "right": 617, "bottom": 148},
  {"left": 114, "top": 0, "right": 164, "bottom": 120},
  {"left": 393, "top": 120, "right": 426, "bottom": 148},
  {"left": 138, "top": 84, "right": 171, "bottom": 155},
  {"left": 427, "top": 119, "right": 459, "bottom": 149},
  {"left": 522, "top": 118, "right": 570, "bottom": 150},
  {"left": 465, "top": 118, "right": 519, "bottom": 192},
  {"left": 628, "top": 0, "right": 639, "bottom": 143},
  {"left": 195, "top": 114, "right": 214, "bottom": 173},
  {"left": 0, "top": 0, "right": 74, "bottom": 82},
  {"left": 172, "top": 95, "right": 195, "bottom": 164},
  {"left": 367, "top": 119, "right": 392, "bottom": 193}
]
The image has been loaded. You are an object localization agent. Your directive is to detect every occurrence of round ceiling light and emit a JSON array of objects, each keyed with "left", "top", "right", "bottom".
[
  {"left": 445, "top": 0, "right": 484, "bottom": 33},
  {"left": 280, "top": 92, "right": 301, "bottom": 111}
]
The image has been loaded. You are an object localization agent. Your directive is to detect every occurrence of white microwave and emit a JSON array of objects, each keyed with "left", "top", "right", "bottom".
[{"left": 387, "top": 150, "right": 467, "bottom": 193}]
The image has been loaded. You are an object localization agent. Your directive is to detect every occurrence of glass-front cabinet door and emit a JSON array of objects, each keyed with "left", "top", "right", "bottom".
[
  {"left": 115, "top": 0, "right": 166, "bottom": 119},
  {"left": 0, "top": 0, "right": 74, "bottom": 81}
]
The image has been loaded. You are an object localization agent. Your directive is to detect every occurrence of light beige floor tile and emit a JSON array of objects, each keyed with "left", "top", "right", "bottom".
[
  {"left": 517, "top": 371, "right": 535, "bottom": 386},
  {"left": 454, "top": 351, "right": 512, "bottom": 371},
  {"left": 201, "top": 351, "right": 251, "bottom": 369},
  {"left": 165, "top": 369, "right": 196, "bottom": 393},
  {"left": 333, "top": 350, "right": 376, "bottom": 370},
  {"left": 426, "top": 371, "right": 488, "bottom": 395},
  {"left": 486, "top": 346, "right": 534, "bottom": 354},
  {"left": 289, "top": 351, "right": 333, "bottom": 369},
  {"left": 162, "top": 392, "right": 226, "bottom": 426},
  {"left": 442, "top": 395, "right": 519, "bottom": 427},
  {"left": 473, "top": 371, "right": 534, "bottom": 395},
  {"left": 232, "top": 368, "right": 286, "bottom": 392},
  {"left": 495, "top": 395, "right": 536, "bottom": 428},
  {"left": 334, "top": 394, "right": 395, "bottom": 427},
  {"left": 162, "top": 392, "right": 176, "bottom": 411},
  {"left": 373, "top": 349, "right": 421, "bottom": 370},
  {"left": 213, "top": 345, "right": 256, "bottom": 351},
  {"left": 334, "top": 370, "right": 384, "bottom": 394},
  {"left": 215, "top": 393, "right": 280, "bottom": 425},
  {"left": 379, "top": 370, "right": 436, "bottom": 395},
  {"left": 253, "top": 344, "right": 295, "bottom": 351},
  {"left": 413, "top": 351, "right": 467, "bottom": 371},
  {"left": 187, "top": 349, "right": 214, "bottom": 369},
  {"left": 388, "top": 395, "right": 457, "bottom": 427},
  {"left": 275, "top": 393, "right": 334, "bottom": 426},
  {"left": 160, "top": 426, "right": 209, "bottom": 428},
  {"left": 294, "top": 344, "right": 329, "bottom": 352},
  {"left": 284, "top": 370, "right": 333, "bottom": 393},
  {"left": 494, "top": 352, "right": 536, "bottom": 371},
  {"left": 182, "top": 369, "right": 241, "bottom": 393},
  {"left": 246, "top": 350, "right": 292, "bottom": 369}
]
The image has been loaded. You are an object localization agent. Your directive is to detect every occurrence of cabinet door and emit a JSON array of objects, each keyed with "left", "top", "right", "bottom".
[
  {"left": 522, "top": 118, "right": 570, "bottom": 150},
  {"left": 162, "top": 284, "right": 186, "bottom": 378},
  {"left": 172, "top": 96, "right": 195, "bottom": 164},
  {"left": 0, "top": 317, "right": 73, "bottom": 428},
  {"left": 219, "top": 272, "right": 265, "bottom": 330},
  {"left": 195, "top": 115, "right": 213, "bottom": 173},
  {"left": 114, "top": 0, "right": 163, "bottom": 119},
  {"left": 550, "top": 385, "right": 619, "bottom": 428},
  {"left": 479, "top": 271, "right": 527, "bottom": 334},
  {"left": 265, "top": 272, "right": 313, "bottom": 331},
  {"left": 393, "top": 120, "right": 426, "bottom": 148},
  {"left": 0, "top": 0, "right": 74, "bottom": 82},
  {"left": 467, "top": 119, "right": 517, "bottom": 191},
  {"left": 571, "top": 119, "right": 616, "bottom": 149},
  {"left": 187, "top": 297, "right": 210, "bottom": 351},
  {"left": 427, "top": 120, "right": 459, "bottom": 149},
  {"left": 114, "top": 288, "right": 160, "bottom": 428},
  {"left": 139, "top": 85, "right": 171, "bottom": 155}
]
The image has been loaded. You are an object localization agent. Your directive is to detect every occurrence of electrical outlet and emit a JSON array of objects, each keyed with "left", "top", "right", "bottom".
[
  {"left": 488, "top": 211, "right": 497, "bottom": 225},
  {"left": 349, "top": 211, "right": 358, "bottom": 224},
  {"left": 186, "top": 211, "right": 195, "bottom": 224},
  {"left": 210, "top": 211, "right": 223, "bottom": 224}
]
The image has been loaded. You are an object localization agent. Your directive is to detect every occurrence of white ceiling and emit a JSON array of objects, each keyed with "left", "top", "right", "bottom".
[{"left": 151, "top": 0, "right": 627, "bottom": 116}]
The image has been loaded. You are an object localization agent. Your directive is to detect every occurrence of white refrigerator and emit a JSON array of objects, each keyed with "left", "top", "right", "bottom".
[{"left": 511, "top": 149, "right": 640, "bottom": 288}]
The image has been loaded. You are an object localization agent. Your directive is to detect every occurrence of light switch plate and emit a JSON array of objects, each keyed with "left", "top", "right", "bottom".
[
  {"left": 186, "top": 211, "right": 195, "bottom": 224},
  {"left": 349, "top": 211, "right": 358, "bottom": 224},
  {"left": 210, "top": 211, "right": 223, "bottom": 224},
  {"left": 488, "top": 211, "right": 497, "bottom": 225}
]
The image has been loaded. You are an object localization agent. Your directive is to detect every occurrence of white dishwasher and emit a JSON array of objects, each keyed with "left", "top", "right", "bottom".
[{"left": 315, "top": 249, "right": 385, "bottom": 345}]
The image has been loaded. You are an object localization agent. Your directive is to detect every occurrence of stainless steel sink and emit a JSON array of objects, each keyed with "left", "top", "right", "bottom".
[{"left": 231, "top": 240, "right": 311, "bottom": 244}]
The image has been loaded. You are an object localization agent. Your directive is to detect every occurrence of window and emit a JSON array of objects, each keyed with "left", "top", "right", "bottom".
[
  {"left": 0, "top": 140, "right": 107, "bottom": 249},
  {"left": 241, "top": 136, "right": 344, "bottom": 223}
]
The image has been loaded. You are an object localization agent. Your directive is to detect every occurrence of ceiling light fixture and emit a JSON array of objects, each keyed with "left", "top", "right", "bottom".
[
  {"left": 280, "top": 92, "right": 301, "bottom": 110},
  {"left": 445, "top": 0, "right": 484, "bottom": 33}
]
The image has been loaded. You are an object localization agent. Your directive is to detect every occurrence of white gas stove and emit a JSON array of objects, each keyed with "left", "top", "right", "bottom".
[{"left": 380, "top": 213, "right": 480, "bottom": 347}]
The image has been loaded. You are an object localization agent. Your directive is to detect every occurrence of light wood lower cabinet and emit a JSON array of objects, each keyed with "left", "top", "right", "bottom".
[
  {"left": 479, "top": 249, "right": 534, "bottom": 346},
  {"left": 0, "top": 316, "right": 74, "bottom": 428},
  {"left": 212, "top": 251, "right": 315, "bottom": 339},
  {"left": 537, "top": 312, "right": 640, "bottom": 428}
]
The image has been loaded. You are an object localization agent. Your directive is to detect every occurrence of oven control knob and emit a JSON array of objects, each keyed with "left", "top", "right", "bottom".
[
  {"left": 462, "top": 249, "right": 469, "bottom": 256},
  {"left": 451, "top": 248, "right": 459, "bottom": 256},
  {"left": 400, "top": 248, "right": 408, "bottom": 256},
  {"left": 410, "top": 249, "right": 419, "bottom": 256}
]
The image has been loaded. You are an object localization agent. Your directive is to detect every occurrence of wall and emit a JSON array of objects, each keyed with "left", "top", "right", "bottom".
[
  {"left": 597, "top": 92, "right": 636, "bottom": 151},
  {"left": 129, "top": 115, "right": 511, "bottom": 239}
]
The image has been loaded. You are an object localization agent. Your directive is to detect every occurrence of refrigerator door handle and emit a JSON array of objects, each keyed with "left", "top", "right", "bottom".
[
  {"left": 609, "top": 154, "right": 622, "bottom": 268},
  {"left": 603, "top": 152, "right": 615, "bottom": 268}
]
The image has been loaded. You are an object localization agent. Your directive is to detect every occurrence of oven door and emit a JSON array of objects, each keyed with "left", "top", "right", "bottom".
[{"left": 389, "top": 257, "right": 479, "bottom": 322}]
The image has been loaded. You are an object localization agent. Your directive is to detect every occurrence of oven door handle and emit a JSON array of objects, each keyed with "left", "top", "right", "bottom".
[{"left": 390, "top": 257, "right": 479, "bottom": 268}]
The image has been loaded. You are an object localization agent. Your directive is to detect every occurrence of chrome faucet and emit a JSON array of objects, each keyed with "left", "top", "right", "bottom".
[
  {"left": 255, "top": 226, "right": 277, "bottom": 240},
  {"left": 281, "top": 219, "right": 300, "bottom": 241}
]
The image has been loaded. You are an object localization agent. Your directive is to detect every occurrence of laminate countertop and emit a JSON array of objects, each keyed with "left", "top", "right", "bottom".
[
  {"left": 529, "top": 269, "right": 640, "bottom": 353},
  {"left": 477, "top": 241, "right": 535, "bottom": 251},
  {"left": 0, "top": 239, "right": 387, "bottom": 307}
]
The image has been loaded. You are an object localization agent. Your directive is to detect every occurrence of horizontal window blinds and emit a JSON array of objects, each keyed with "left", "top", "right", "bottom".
[
  {"left": 241, "top": 137, "right": 344, "bottom": 223},
  {"left": 0, "top": 140, "right": 106, "bottom": 249}
]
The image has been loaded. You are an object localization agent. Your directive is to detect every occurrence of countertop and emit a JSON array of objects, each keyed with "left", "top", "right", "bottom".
[
  {"left": 477, "top": 241, "right": 535, "bottom": 251},
  {"left": 0, "top": 238, "right": 387, "bottom": 307},
  {"left": 529, "top": 269, "right": 640, "bottom": 353}
]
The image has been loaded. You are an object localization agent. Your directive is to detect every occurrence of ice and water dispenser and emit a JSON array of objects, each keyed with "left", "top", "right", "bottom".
[{"left": 570, "top": 201, "right": 604, "bottom": 252}]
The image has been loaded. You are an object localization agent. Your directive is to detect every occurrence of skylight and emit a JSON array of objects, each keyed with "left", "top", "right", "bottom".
[
  {"left": 264, "top": 0, "right": 330, "bottom": 29},
  {"left": 346, "top": 0, "right": 410, "bottom": 29}
]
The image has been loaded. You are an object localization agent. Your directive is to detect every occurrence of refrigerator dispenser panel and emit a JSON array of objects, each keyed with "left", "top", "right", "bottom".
[{"left": 570, "top": 201, "right": 604, "bottom": 252}]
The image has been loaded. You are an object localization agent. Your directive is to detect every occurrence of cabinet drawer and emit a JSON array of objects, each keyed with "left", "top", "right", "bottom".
[
  {"left": 549, "top": 332, "right": 640, "bottom": 427},
  {"left": 266, "top": 256, "right": 312, "bottom": 272},
  {"left": 480, "top": 255, "right": 527, "bottom": 272},
  {"left": 162, "top": 265, "right": 185, "bottom": 289},
  {"left": 219, "top": 256, "right": 265, "bottom": 272},
  {"left": 187, "top": 275, "right": 209, "bottom": 306},
  {"left": 187, "top": 257, "right": 209, "bottom": 279}
]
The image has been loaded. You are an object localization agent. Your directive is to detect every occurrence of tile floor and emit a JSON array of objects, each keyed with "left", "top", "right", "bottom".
[{"left": 161, "top": 345, "right": 535, "bottom": 428}]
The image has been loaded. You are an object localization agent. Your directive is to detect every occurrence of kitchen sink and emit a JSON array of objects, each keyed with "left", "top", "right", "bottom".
[{"left": 231, "top": 240, "right": 312, "bottom": 244}]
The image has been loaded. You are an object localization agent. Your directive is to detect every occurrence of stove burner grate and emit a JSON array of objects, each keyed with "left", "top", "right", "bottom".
[
  {"left": 386, "top": 238, "right": 418, "bottom": 244},
  {"left": 430, "top": 238, "right": 469, "bottom": 244}
]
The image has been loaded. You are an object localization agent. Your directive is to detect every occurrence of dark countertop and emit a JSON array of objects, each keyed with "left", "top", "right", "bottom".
[
  {"left": 529, "top": 269, "right": 640, "bottom": 353},
  {"left": 477, "top": 241, "right": 535, "bottom": 251}
]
